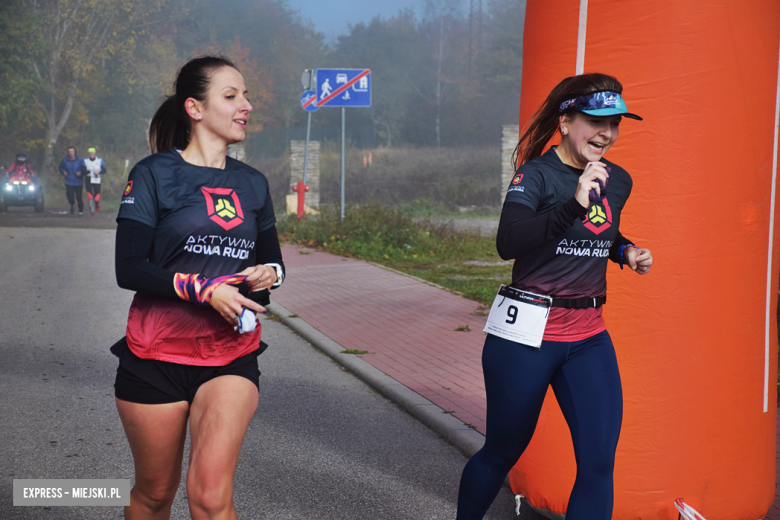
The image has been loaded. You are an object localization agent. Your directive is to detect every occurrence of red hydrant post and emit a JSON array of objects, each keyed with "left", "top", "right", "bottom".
[{"left": 291, "top": 180, "right": 310, "bottom": 219}]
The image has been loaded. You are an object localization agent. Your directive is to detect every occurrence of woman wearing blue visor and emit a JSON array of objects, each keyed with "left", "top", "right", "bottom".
[{"left": 456, "top": 73, "right": 653, "bottom": 519}]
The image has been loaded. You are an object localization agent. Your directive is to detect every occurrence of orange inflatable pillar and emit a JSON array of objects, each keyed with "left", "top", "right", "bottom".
[{"left": 509, "top": 1, "right": 780, "bottom": 519}]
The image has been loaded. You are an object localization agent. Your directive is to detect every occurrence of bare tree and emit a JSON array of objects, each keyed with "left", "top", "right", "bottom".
[
  {"left": 409, "top": 0, "right": 462, "bottom": 147},
  {"left": 25, "top": 0, "right": 162, "bottom": 176},
  {"left": 435, "top": 12, "right": 444, "bottom": 147}
]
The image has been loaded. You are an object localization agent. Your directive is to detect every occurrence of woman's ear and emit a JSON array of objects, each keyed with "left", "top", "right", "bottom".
[
  {"left": 184, "top": 98, "right": 203, "bottom": 121},
  {"left": 559, "top": 114, "right": 571, "bottom": 136}
]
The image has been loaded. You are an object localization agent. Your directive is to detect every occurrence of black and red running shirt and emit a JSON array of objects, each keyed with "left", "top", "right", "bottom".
[
  {"left": 504, "top": 148, "right": 633, "bottom": 341},
  {"left": 117, "top": 149, "right": 276, "bottom": 365}
]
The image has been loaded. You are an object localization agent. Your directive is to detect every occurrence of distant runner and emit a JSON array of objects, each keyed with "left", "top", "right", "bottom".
[
  {"left": 59, "top": 147, "right": 86, "bottom": 215},
  {"left": 83, "top": 147, "right": 106, "bottom": 215}
]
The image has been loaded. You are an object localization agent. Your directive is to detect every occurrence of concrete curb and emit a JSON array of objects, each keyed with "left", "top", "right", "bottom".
[{"left": 266, "top": 300, "right": 486, "bottom": 458}]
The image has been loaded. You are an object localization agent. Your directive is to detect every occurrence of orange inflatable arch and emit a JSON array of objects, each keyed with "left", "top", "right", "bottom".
[{"left": 509, "top": 1, "right": 780, "bottom": 519}]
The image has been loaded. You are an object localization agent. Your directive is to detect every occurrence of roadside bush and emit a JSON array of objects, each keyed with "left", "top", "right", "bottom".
[
  {"left": 319, "top": 145, "right": 501, "bottom": 209},
  {"left": 276, "top": 204, "right": 493, "bottom": 263},
  {"left": 252, "top": 145, "right": 502, "bottom": 216}
]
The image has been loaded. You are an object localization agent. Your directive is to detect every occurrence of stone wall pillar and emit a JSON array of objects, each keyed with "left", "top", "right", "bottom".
[
  {"left": 501, "top": 125, "right": 519, "bottom": 203},
  {"left": 289, "top": 140, "right": 320, "bottom": 210},
  {"left": 227, "top": 143, "right": 246, "bottom": 162}
]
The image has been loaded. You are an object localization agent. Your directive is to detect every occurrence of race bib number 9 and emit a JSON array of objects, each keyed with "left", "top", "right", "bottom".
[{"left": 483, "top": 285, "right": 552, "bottom": 348}]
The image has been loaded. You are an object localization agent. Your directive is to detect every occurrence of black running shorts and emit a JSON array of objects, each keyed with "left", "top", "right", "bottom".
[{"left": 111, "top": 337, "right": 265, "bottom": 405}]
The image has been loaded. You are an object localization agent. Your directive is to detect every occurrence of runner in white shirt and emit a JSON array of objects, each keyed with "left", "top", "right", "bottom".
[{"left": 83, "top": 147, "right": 106, "bottom": 215}]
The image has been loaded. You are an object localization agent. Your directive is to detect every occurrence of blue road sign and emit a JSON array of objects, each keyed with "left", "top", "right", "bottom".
[
  {"left": 316, "top": 69, "right": 371, "bottom": 108},
  {"left": 300, "top": 90, "right": 318, "bottom": 112}
]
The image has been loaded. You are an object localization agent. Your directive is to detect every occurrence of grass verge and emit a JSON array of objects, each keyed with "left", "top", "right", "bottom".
[{"left": 276, "top": 205, "right": 512, "bottom": 306}]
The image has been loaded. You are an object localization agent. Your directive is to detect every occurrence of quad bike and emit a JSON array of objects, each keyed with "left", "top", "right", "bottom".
[{"left": 1, "top": 171, "right": 44, "bottom": 212}]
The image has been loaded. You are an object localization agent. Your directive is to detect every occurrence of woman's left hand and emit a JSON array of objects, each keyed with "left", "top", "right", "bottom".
[
  {"left": 240, "top": 264, "right": 278, "bottom": 292},
  {"left": 625, "top": 247, "right": 653, "bottom": 275}
]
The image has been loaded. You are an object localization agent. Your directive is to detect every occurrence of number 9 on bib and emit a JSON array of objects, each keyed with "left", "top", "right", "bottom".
[{"left": 483, "top": 285, "right": 552, "bottom": 348}]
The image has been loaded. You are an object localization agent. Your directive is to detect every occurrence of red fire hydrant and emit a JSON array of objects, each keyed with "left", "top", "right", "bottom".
[{"left": 291, "top": 180, "right": 310, "bottom": 219}]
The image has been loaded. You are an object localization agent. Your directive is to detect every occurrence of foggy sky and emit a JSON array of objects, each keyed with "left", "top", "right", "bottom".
[{"left": 285, "top": 0, "right": 424, "bottom": 40}]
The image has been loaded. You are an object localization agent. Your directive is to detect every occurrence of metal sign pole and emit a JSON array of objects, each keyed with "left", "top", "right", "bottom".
[
  {"left": 313, "top": 68, "right": 371, "bottom": 221},
  {"left": 302, "top": 70, "right": 313, "bottom": 187},
  {"left": 303, "top": 112, "right": 312, "bottom": 186},
  {"left": 340, "top": 106, "right": 345, "bottom": 221}
]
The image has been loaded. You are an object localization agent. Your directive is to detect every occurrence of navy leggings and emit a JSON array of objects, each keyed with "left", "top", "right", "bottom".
[{"left": 456, "top": 330, "right": 623, "bottom": 520}]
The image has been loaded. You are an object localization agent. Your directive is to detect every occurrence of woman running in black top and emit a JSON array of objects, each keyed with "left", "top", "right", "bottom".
[
  {"left": 456, "top": 73, "right": 653, "bottom": 520},
  {"left": 112, "top": 56, "right": 285, "bottom": 520}
]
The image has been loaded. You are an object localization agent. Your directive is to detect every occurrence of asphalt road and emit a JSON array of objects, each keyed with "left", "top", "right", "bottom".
[
  {"left": 0, "top": 201, "right": 118, "bottom": 229},
  {"left": 0, "top": 222, "right": 532, "bottom": 519}
]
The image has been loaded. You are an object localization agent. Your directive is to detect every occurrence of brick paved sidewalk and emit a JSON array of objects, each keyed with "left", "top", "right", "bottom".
[
  {"left": 271, "top": 243, "right": 779, "bottom": 518},
  {"left": 271, "top": 243, "right": 491, "bottom": 433}
]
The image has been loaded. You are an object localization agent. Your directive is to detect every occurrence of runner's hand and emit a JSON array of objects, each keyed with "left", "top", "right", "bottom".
[
  {"left": 575, "top": 161, "right": 609, "bottom": 208},
  {"left": 240, "top": 264, "right": 278, "bottom": 292},
  {"left": 625, "top": 247, "right": 653, "bottom": 274},
  {"left": 210, "top": 284, "right": 266, "bottom": 324}
]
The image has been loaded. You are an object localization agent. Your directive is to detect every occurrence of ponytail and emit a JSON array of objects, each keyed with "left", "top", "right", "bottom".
[
  {"left": 512, "top": 73, "right": 624, "bottom": 167},
  {"left": 148, "top": 55, "right": 238, "bottom": 154},
  {"left": 149, "top": 95, "right": 190, "bottom": 154}
]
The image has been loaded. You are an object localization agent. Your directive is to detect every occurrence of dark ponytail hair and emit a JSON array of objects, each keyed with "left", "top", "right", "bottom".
[
  {"left": 149, "top": 55, "right": 238, "bottom": 154},
  {"left": 512, "top": 73, "right": 624, "bottom": 167}
]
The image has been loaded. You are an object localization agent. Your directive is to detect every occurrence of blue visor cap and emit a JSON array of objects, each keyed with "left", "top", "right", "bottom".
[{"left": 559, "top": 91, "right": 642, "bottom": 120}]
